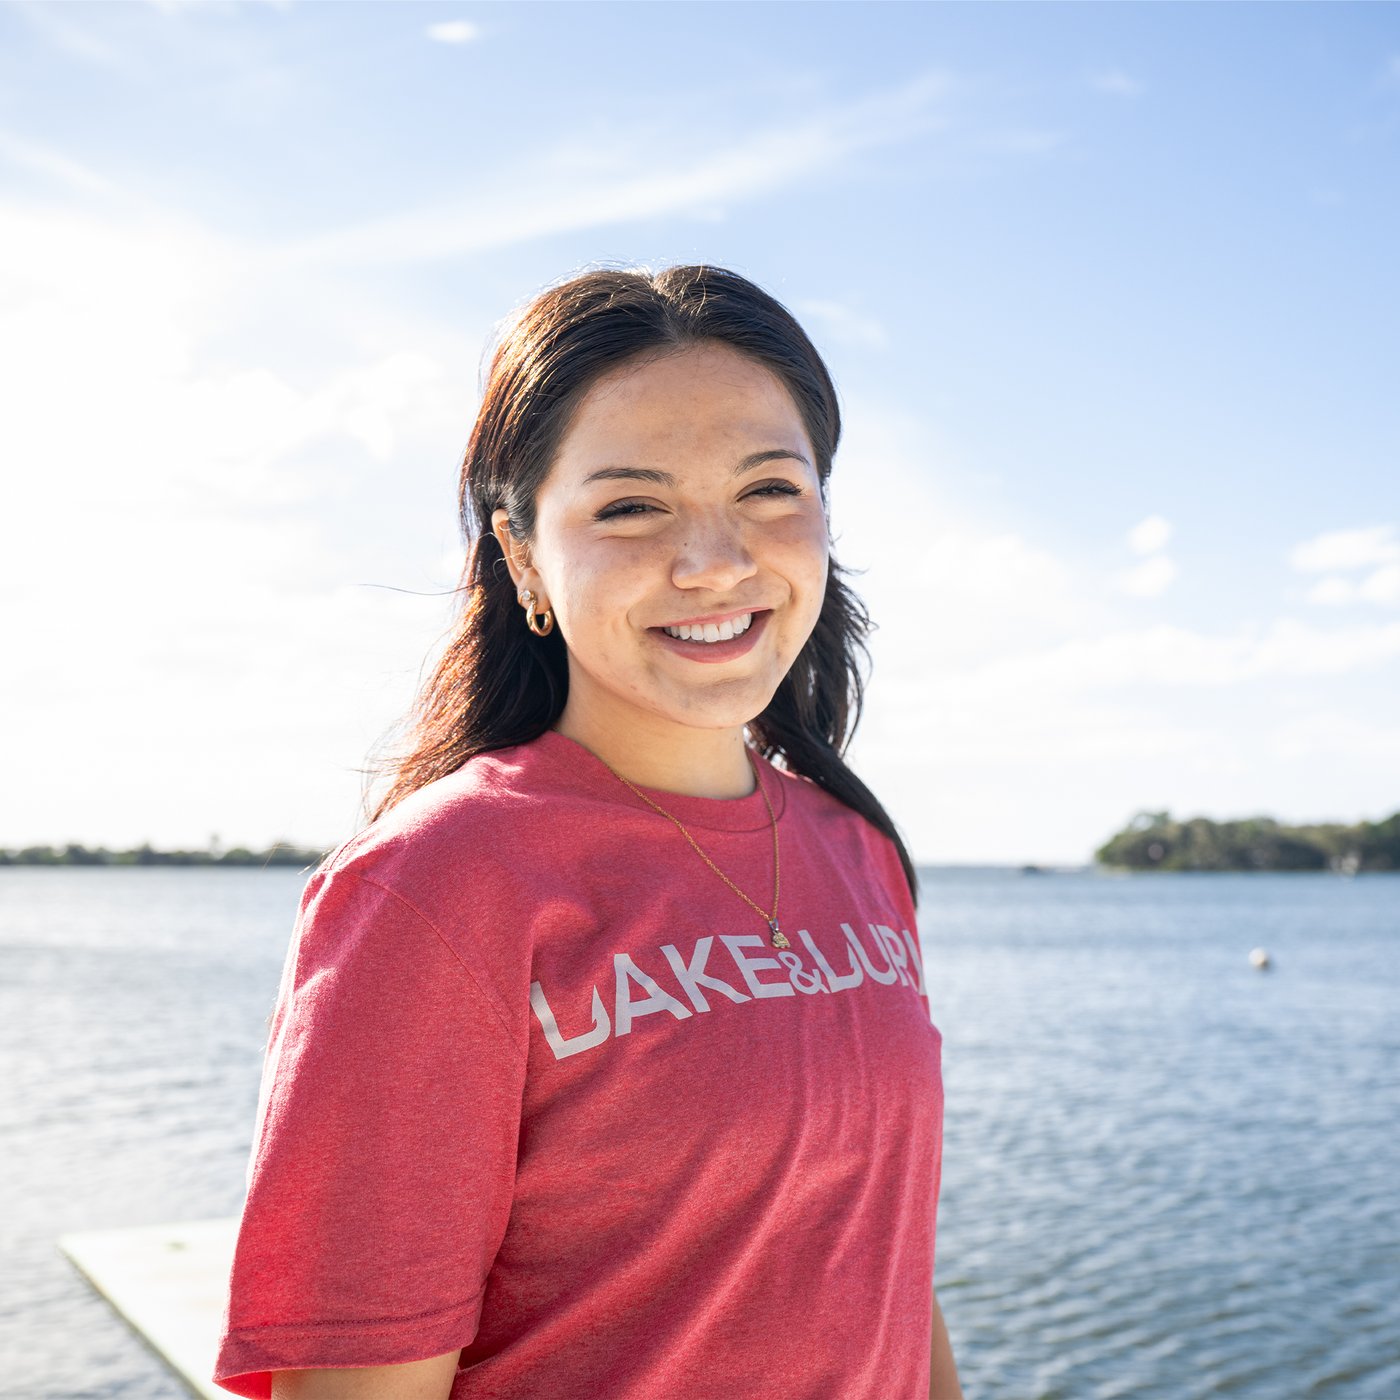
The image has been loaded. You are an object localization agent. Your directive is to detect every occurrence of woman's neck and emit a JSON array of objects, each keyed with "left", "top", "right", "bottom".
[{"left": 554, "top": 688, "right": 755, "bottom": 800}]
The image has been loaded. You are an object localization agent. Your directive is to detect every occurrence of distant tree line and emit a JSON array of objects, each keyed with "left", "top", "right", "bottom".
[
  {"left": 0, "top": 843, "right": 327, "bottom": 868},
  {"left": 1097, "top": 811, "right": 1400, "bottom": 872}
]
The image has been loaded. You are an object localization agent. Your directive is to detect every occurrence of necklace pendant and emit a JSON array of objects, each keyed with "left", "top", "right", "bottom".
[{"left": 769, "top": 921, "right": 790, "bottom": 950}]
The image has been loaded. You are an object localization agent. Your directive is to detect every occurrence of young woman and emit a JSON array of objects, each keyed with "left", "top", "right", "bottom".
[{"left": 215, "top": 266, "right": 960, "bottom": 1400}]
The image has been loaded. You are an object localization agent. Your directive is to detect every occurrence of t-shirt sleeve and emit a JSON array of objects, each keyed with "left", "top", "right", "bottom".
[{"left": 215, "top": 868, "right": 526, "bottom": 1397}]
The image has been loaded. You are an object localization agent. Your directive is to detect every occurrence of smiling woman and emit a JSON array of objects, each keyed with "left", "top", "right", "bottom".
[{"left": 213, "top": 267, "right": 959, "bottom": 1400}]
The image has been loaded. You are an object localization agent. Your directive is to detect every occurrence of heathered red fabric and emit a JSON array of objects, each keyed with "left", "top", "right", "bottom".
[{"left": 215, "top": 731, "right": 943, "bottom": 1400}]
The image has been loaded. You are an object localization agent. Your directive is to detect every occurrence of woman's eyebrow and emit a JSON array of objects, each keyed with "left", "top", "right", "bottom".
[
  {"left": 583, "top": 466, "right": 677, "bottom": 486},
  {"left": 734, "top": 448, "right": 811, "bottom": 475}
]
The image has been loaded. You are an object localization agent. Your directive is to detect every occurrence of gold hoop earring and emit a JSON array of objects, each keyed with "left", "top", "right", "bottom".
[{"left": 518, "top": 589, "right": 554, "bottom": 638}]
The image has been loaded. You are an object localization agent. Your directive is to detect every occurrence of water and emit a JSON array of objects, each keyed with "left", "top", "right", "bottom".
[
  {"left": 925, "top": 871, "right": 1400, "bottom": 1400},
  {"left": 0, "top": 868, "right": 300, "bottom": 1399},
  {"left": 1, "top": 868, "right": 1396, "bottom": 1398}
]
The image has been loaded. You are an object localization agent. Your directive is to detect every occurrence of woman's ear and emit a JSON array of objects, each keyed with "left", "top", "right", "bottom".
[
  {"left": 491, "top": 509, "right": 527, "bottom": 583},
  {"left": 491, "top": 510, "right": 548, "bottom": 606}
]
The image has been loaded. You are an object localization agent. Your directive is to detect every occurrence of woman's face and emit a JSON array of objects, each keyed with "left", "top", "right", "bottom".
[{"left": 495, "top": 343, "right": 829, "bottom": 736}]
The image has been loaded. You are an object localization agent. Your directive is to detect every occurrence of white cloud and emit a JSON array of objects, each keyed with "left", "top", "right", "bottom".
[
  {"left": 276, "top": 72, "right": 954, "bottom": 267},
  {"left": 990, "top": 618, "right": 1400, "bottom": 694},
  {"left": 854, "top": 606, "right": 1400, "bottom": 860},
  {"left": 1091, "top": 70, "right": 1146, "bottom": 98},
  {"left": 827, "top": 404, "right": 1092, "bottom": 667},
  {"left": 0, "top": 128, "right": 116, "bottom": 194},
  {"left": 1112, "top": 518, "right": 1175, "bottom": 597},
  {"left": 1114, "top": 554, "right": 1177, "bottom": 599},
  {"left": 1290, "top": 524, "right": 1398, "bottom": 572},
  {"left": 0, "top": 198, "right": 469, "bottom": 850},
  {"left": 1360, "top": 563, "right": 1400, "bottom": 603},
  {"left": 853, "top": 625, "right": 1400, "bottom": 859},
  {"left": 1304, "top": 568, "right": 1400, "bottom": 607},
  {"left": 1127, "top": 514, "right": 1172, "bottom": 555},
  {"left": 1294, "top": 528, "right": 1400, "bottom": 607},
  {"left": 826, "top": 404, "right": 1400, "bottom": 860},
  {"left": 426, "top": 21, "right": 480, "bottom": 45},
  {"left": 1270, "top": 710, "right": 1400, "bottom": 764},
  {"left": 1306, "top": 576, "right": 1357, "bottom": 605}
]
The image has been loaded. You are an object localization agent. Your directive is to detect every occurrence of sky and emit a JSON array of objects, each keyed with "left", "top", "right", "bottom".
[{"left": 2, "top": 1, "right": 1399, "bottom": 864}]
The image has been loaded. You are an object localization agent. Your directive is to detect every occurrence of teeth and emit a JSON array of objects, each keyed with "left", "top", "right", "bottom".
[{"left": 663, "top": 612, "right": 755, "bottom": 643}]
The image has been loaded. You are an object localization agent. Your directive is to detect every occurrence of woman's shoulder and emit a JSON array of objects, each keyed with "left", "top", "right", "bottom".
[
  {"left": 770, "top": 759, "right": 887, "bottom": 842},
  {"left": 320, "top": 733, "right": 594, "bottom": 892},
  {"left": 771, "top": 761, "right": 916, "bottom": 909}
]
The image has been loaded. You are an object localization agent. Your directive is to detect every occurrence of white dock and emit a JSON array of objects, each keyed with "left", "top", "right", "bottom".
[{"left": 59, "top": 1217, "right": 239, "bottom": 1400}]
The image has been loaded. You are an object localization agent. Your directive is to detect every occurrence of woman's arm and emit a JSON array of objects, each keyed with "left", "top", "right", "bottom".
[
  {"left": 930, "top": 1293, "right": 964, "bottom": 1400},
  {"left": 272, "top": 1351, "right": 461, "bottom": 1400}
]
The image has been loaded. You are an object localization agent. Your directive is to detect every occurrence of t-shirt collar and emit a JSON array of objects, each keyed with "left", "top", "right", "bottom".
[{"left": 536, "top": 730, "right": 789, "bottom": 833}]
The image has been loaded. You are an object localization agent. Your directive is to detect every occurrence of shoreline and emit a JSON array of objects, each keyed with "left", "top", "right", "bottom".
[{"left": 0, "top": 843, "right": 326, "bottom": 869}]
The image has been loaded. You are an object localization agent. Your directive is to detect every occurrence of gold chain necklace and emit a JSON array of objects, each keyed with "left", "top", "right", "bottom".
[{"left": 599, "top": 751, "right": 788, "bottom": 949}]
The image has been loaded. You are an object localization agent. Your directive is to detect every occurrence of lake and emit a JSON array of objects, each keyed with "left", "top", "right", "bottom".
[{"left": 1, "top": 867, "right": 1396, "bottom": 1398}]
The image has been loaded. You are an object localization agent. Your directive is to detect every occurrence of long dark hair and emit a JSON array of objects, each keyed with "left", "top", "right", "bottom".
[{"left": 371, "top": 266, "right": 917, "bottom": 902}]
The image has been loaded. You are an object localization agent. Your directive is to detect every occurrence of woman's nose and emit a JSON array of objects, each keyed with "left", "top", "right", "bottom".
[{"left": 670, "top": 516, "right": 757, "bottom": 594}]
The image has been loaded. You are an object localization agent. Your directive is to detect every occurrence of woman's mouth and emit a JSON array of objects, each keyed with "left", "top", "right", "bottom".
[
  {"left": 661, "top": 612, "right": 753, "bottom": 644},
  {"left": 651, "top": 609, "right": 769, "bottom": 664}
]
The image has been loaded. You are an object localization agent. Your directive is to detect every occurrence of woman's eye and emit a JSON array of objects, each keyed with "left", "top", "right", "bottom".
[
  {"left": 595, "top": 499, "right": 656, "bottom": 521},
  {"left": 744, "top": 480, "right": 803, "bottom": 500}
]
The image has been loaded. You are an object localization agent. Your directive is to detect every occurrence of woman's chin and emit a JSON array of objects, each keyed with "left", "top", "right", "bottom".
[{"left": 661, "top": 674, "right": 784, "bottom": 732}]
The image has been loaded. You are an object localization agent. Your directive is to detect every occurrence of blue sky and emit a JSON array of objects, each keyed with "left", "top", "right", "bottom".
[{"left": 2, "top": 1, "right": 1398, "bottom": 862}]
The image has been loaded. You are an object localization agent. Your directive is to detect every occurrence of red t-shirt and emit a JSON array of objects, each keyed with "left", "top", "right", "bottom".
[{"left": 215, "top": 732, "right": 943, "bottom": 1400}]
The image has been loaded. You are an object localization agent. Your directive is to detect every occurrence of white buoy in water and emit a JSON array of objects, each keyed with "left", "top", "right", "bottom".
[{"left": 1249, "top": 947, "right": 1271, "bottom": 970}]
